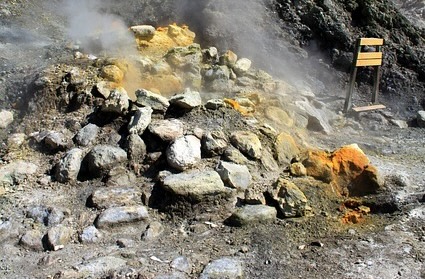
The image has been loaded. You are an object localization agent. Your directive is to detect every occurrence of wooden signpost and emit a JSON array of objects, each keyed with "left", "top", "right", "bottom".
[{"left": 344, "top": 38, "right": 386, "bottom": 113}]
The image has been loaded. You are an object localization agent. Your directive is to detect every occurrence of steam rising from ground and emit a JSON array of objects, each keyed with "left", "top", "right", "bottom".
[{"left": 62, "top": 0, "right": 136, "bottom": 56}]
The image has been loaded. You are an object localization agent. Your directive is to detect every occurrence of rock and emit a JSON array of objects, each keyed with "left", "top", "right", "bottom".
[
  {"left": 148, "top": 119, "right": 185, "bottom": 141},
  {"left": 230, "top": 131, "right": 262, "bottom": 159},
  {"left": 260, "top": 149, "right": 280, "bottom": 171},
  {"left": 417, "top": 110, "right": 425, "bottom": 128},
  {"left": 268, "top": 178, "right": 309, "bottom": 217},
  {"left": 101, "top": 65, "right": 124, "bottom": 83},
  {"left": 19, "top": 229, "right": 44, "bottom": 251},
  {"left": 389, "top": 119, "right": 408, "bottom": 129},
  {"left": 95, "top": 206, "right": 149, "bottom": 229},
  {"left": 152, "top": 59, "right": 173, "bottom": 75},
  {"left": 226, "top": 205, "right": 277, "bottom": 226},
  {"left": 233, "top": 58, "right": 252, "bottom": 75},
  {"left": 126, "top": 134, "right": 147, "bottom": 162},
  {"left": 162, "top": 170, "right": 227, "bottom": 201},
  {"left": 101, "top": 87, "right": 130, "bottom": 114},
  {"left": 85, "top": 145, "right": 127, "bottom": 177},
  {"left": 205, "top": 99, "right": 226, "bottom": 110},
  {"left": 56, "top": 148, "right": 83, "bottom": 182},
  {"left": 128, "top": 106, "right": 153, "bottom": 135},
  {"left": 32, "top": 130, "right": 67, "bottom": 151},
  {"left": 169, "top": 88, "right": 202, "bottom": 109},
  {"left": 0, "top": 219, "right": 15, "bottom": 242},
  {"left": 0, "top": 160, "right": 38, "bottom": 187},
  {"left": 26, "top": 206, "right": 66, "bottom": 226},
  {"left": 131, "top": 25, "right": 156, "bottom": 37},
  {"left": 7, "top": 133, "right": 26, "bottom": 148},
  {"left": 135, "top": 89, "right": 170, "bottom": 113},
  {"left": 166, "top": 135, "right": 201, "bottom": 171},
  {"left": 73, "top": 256, "right": 127, "bottom": 277},
  {"left": 222, "top": 146, "right": 249, "bottom": 165},
  {"left": 45, "top": 225, "right": 73, "bottom": 251},
  {"left": 90, "top": 187, "right": 141, "bottom": 209},
  {"left": 295, "top": 100, "right": 333, "bottom": 134},
  {"left": 202, "top": 130, "right": 228, "bottom": 156},
  {"left": 105, "top": 166, "right": 137, "bottom": 187},
  {"left": 264, "top": 106, "right": 294, "bottom": 128},
  {"left": 304, "top": 144, "right": 384, "bottom": 196},
  {"left": 154, "top": 272, "right": 188, "bottom": 279},
  {"left": 216, "top": 161, "right": 252, "bottom": 190},
  {"left": 0, "top": 110, "right": 14, "bottom": 128},
  {"left": 79, "top": 226, "right": 102, "bottom": 243},
  {"left": 274, "top": 132, "right": 300, "bottom": 165},
  {"left": 290, "top": 162, "right": 307, "bottom": 177},
  {"left": 75, "top": 124, "right": 99, "bottom": 146},
  {"left": 170, "top": 256, "right": 191, "bottom": 273},
  {"left": 219, "top": 50, "right": 238, "bottom": 67},
  {"left": 95, "top": 81, "right": 114, "bottom": 99},
  {"left": 204, "top": 65, "right": 231, "bottom": 81},
  {"left": 200, "top": 257, "right": 243, "bottom": 279},
  {"left": 141, "top": 221, "right": 164, "bottom": 241}
]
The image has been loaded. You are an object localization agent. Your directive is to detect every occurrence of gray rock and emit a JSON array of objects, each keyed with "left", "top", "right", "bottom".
[
  {"left": 75, "top": 124, "right": 99, "bottom": 146},
  {"left": 135, "top": 89, "right": 170, "bottom": 113},
  {"left": 226, "top": 205, "right": 277, "bottom": 227},
  {"left": 295, "top": 100, "right": 333, "bottom": 134},
  {"left": 45, "top": 207, "right": 66, "bottom": 226},
  {"left": 233, "top": 58, "right": 252, "bottom": 75},
  {"left": 202, "top": 130, "right": 228, "bottom": 156},
  {"left": 169, "top": 88, "right": 202, "bottom": 109},
  {"left": 90, "top": 187, "right": 141, "bottom": 209},
  {"left": 149, "top": 119, "right": 184, "bottom": 141},
  {"left": 141, "top": 221, "right": 164, "bottom": 241},
  {"left": 154, "top": 272, "right": 188, "bottom": 279},
  {"left": 268, "top": 178, "right": 309, "bottom": 217},
  {"left": 0, "top": 219, "right": 15, "bottom": 242},
  {"left": 43, "top": 131, "right": 68, "bottom": 151},
  {"left": 101, "top": 87, "right": 130, "bottom": 114},
  {"left": 56, "top": 148, "right": 83, "bottom": 182},
  {"left": 73, "top": 256, "right": 127, "bottom": 277},
  {"left": 126, "top": 134, "right": 147, "bottom": 162},
  {"left": 79, "top": 225, "right": 102, "bottom": 243},
  {"left": 95, "top": 81, "right": 114, "bottom": 99},
  {"left": 230, "top": 131, "right": 262, "bottom": 159},
  {"left": 389, "top": 119, "right": 408, "bottom": 129},
  {"left": 19, "top": 229, "right": 44, "bottom": 251},
  {"left": 0, "top": 109, "right": 13, "bottom": 129},
  {"left": 260, "top": 149, "right": 279, "bottom": 171},
  {"left": 95, "top": 206, "right": 149, "bottom": 229},
  {"left": 85, "top": 145, "right": 127, "bottom": 177},
  {"left": 170, "top": 256, "right": 190, "bottom": 273},
  {"left": 205, "top": 99, "right": 226, "bottom": 110},
  {"left": 128, "top": 106, "right": 153, "bottom": 135},
  {"left": 200, "top": 257, "right": 243, "bottom": 279},
  {"left": 204, "top": 65, "right": 231, "bottom": 81},
  {"left": 45, "top": 225, "right": 73, "bottom": 251},
  {"left": 216, "top": 161, "right": 252, "bottom": 190},
  {"left": 166, "top": 135, "right": 201, "bottom": 171},
  {"left": 162, "top": 170, "right": 227, "bottom": 201},
  {"left": 0, "top": 160, "right": 38, "bottom": 187},
  {"left": 417, "top": 110, "right": 425, "bottom": 128},
  {"left": 130, "top": 25, "right": 156, "bottom": 37},
  {"left": 222, "top": 146, "right": 249, "bottom": 165}
]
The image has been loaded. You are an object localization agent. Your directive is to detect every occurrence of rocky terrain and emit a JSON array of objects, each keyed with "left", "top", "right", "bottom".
[{"left": 0, "top": 1, "right": 424, "bottom": 279}]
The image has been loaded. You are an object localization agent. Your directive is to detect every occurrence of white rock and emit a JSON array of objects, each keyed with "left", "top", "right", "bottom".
[
  {"left": 226, "top": 205, "right": 277, "bottom": 226},
  {"left": 95, "top": 206, "right": 149, "bottom": 229},
  {"left": 102, "top": 87, "right": 130, "bottom": 114},
  {"left": 56, "top": 148, "right": 83, "bottom": 183},
  {"left": 170, "top": 88, "right": 202, "bottom": 109},
  {"left": 233, "top": 58, "right": 252, "bottom": 75},
  {"left": 79, "top": 226, "right": 102, "bottom": 243},
  {"left": 417, "top": 110, "right": 425, "bottom": 128},
  {"left": 135, "top": 89, "right": 170, "bottom": 113},
  {"left": 166, "top": 135, "right": 201, "bottom": 171},
  {"left": 0, "top": 161, "right": 38, "bottom": 186},
  {"left": 128, "top": 106, "right": 153, "bottom": 135},
  {"left": 0, "top": 110, "right": 13, "bottom": 129},
  {"left": 148, "top": 119, "right": 184, "bottom": 141},
  {"left": 75, "top": 123, "right": 100, "bottom": 146},
  {"left": 200, "top": 257, "right": 243, "bottom": 279},
  {"left": 216, "top": 161, "right": 252, "bottom": 190},
  {"left": 130, "top": 25, "right": 156, "bottom": 37}
]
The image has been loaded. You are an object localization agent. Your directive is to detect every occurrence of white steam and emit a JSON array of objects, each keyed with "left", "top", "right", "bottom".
[{"left": 62, "top": 0, "right": 136, "bottom": 56}]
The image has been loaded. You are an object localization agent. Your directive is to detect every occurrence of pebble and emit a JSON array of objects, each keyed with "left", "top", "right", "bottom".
[{"left": 0, "top": 110, "right": 14, "bottom": 129}]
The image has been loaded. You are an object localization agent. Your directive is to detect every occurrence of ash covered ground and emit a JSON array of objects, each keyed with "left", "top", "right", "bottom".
[{"left": 0, "top": 1, "right": 424, "bottom": 278}]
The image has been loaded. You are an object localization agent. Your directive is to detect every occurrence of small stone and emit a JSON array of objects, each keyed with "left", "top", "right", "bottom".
[
  {"left": 274, "top": 132, "right": 300, "bottom": 165},
  {"left": 45, "top": 225, "right": 73, "bottom": 251},
  {"left": 233, "top": 58, "right": 252, "bottom": 75},
  {"left": 170, "top": 256, "right": 190, "bottom": 273},
  {"left": 169, "top": 88, "right": 202, "bottom": 109},
  {"left": 202, "top": 130, "right": 228, "bottom": 156},
  {"left": 131, "top": 25, "right": 156, "bottom": 37},
  {"left": 43, "top": 131, "right": 67, "bottom": 151},
  {"left": 226, "top": 205, "right": 277, "bottom": 227},
  {"left": 105, "top": 166, "right": 137, "bottom": 187},
  {"left": 0, "top": 160, "right": 38, "bottom": 187},
  {"left": 85, "top": 145, "right": 127, "bottom": 177},
  {"left": 219, "top": 50, "right": 238, "bottom": 67},
  {"left": 222, "top": 146, "right": 249, "bottom": 165},
  {"left": 95, "top": 81, "right": 114, "bottom": 99},
  {"left": 101, "top": 87, "right": 130, "bottom": 114},
  {"left": 56, "top": 148, "right": 83, "bottom": 182},
  {"left": 200, "top": 257, "right": 243, "bottom": 279},
  {"left": 0, "top": 110, "right": 14, "bottom": 129},
  {"left": 142, "top": 221, "right": 164, "bottom": 241},
  {"left": 205, "top": 99, "right": 226, "bottom": 110},
  {"left": 128, "top": 106, "right": 153, "bottom": 135},
  {"left": 75, "top": 124, "right": 99, "bottom": 146},
  {"left": 79, "top": 226, "right": 102, "bottom": 243},
  {"left": 149, "top": 119, "right": 184, "bottom": 141},
  {"left": 19, "top": 229, "right": 44, "bottom": 251},
  {"left": 135, "top": 89, "right": 170, "bottom": 113},
  {"left": 268, "top": 178, "right": 308, "bottom": 218},
  {"left": 216, "top": 161, "right": 252, "bottom": 190},
  {"left": 230, "top": 131, "right": 262, "bottom": 159},
  {"left": 95, "top": 206, "right": 149, "bottom": 229},
  {"left": 73, "top": 256, "right": 127, "bottom": 277},
  {"left": 166, "top": 135, "right": 201, "bottom": 171},
  {"left": 290, "top": 162, "right": 307, "bottom": 177},
  {"left": 101, "top": 65, "right": 124, "bottom": 83},
  {"left": 90, "top": 187, "right": 142, "bottom": 209},
  {"left": 126, "top": 134, "right": 147, "bottom": 163},
  {"left": 116, "top": 238, "right": 136, "bottom": 248}
]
